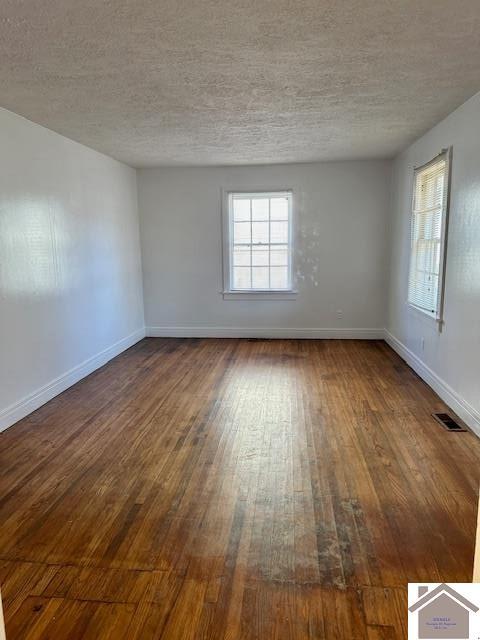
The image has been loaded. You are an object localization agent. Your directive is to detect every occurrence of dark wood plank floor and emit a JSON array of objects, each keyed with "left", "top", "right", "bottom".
[{"left": 0, "top": 338, "right": 479, "bottom": 639}]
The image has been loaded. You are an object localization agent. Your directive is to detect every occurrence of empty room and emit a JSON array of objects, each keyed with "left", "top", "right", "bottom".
[{"left": 1, "top": 1, "right": 480, "bottom": 638}]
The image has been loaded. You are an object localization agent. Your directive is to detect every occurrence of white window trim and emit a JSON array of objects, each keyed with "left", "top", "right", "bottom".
[
  {"left": 407, "top": 148, "right": 452, "bottom": 329},
  {"left": 221, "top": 188, "right": 297, "bottom": 300}
]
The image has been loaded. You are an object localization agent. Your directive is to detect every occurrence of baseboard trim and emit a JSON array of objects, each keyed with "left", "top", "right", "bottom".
[
  {"left": 384, "top": 329, "right": 480, "bottom": 438},
  {"left": 6, "top": 326, "right": 476, "bottom": 439},
  {"left": 0, "top": 328, "right": 146, "bottom": 433},
  {"left": 145, "top": 326, "right": 385, "bottom": 339}
]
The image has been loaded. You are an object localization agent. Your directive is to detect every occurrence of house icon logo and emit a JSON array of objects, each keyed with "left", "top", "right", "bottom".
[{"left": 408, "top": 583, "right": 479, "bottom": 639}]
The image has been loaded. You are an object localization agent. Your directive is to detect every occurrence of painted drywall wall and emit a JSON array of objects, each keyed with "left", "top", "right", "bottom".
[
  {"left": 0, "top": 589, "right": 4, "bottom": 640},
  {"left": 474, "top": 495, "right": 480, "bottom": 581},
  {"left": 387, "top": 91, "right": 480, "bottom": 433},
  {"left": 138, "top": 161, "right": 391, "bottom": 336},
  {"left": 0, "top": 108, "right": 144, "bottom": 431}
]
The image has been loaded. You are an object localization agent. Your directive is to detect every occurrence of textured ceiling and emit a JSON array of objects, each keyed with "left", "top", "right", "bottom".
[{"left": 1, "top": 0, "right": 480, "bottom": 167}]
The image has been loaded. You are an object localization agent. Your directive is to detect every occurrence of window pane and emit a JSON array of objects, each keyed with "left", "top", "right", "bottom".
[
  {"left": 408, "top": 156, "right": 447, "bottom": 314},
  {"left": 252, "top": 266, "right": 269, "bottom": 288},
  {"left": 270, "top": 197, "right": 288, "bottom": 220},
  {"left": 270, "top": 266, "right": 289, "bottom": 289},
  {"left": 252, "top": 198, "right": 269, "bottom": 221},
  {"left": 252, "top": 221, "right": 269, "bottom": 244},
  {"left": 233, "top": 246, "right": 251, "bottom": 266},
  {"left": 233, "top": 198, "right": 250, "bottom": 222},
  {"left": 252, "top": 247, "right": 269, "bottom": 266},
  {"left": 233, "top": 266, "right": 251, "bottom": 289},
  {"left": 270, "top": 246, "right": 288, "bottom": 266},
  {"left": 270, "top": 220, "right": 288, "bottom": 243},
  {"left": 229, "top": 191, "right": 292, "bottom": 293},
  {"left": 234, "top": 221, "right": 250, "bottom": 244}
]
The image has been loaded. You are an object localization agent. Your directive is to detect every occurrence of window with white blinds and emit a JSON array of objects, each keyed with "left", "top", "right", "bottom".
[
  {"left": 407, "top": 151, "right": 450, "bottom": 319},
  {"left": 225, "top": 191, "right": 293, "bottom": 292}
]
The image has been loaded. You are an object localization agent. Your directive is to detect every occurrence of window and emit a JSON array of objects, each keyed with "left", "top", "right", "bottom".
[
  {"left": 223, "top": 191, "right": 294, "bottom": 297},
  {"left": 408, "top": 150, "right": 451, "bottom": 323}
]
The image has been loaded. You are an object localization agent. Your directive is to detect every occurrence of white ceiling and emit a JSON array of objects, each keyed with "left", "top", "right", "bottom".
[{"left": 1, "top": 0, "right": 480, "bottom": 167}]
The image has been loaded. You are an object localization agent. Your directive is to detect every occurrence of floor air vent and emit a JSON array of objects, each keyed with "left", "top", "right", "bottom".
[{"left": 432, "top": 413, "right": 467, "bottom": 432}]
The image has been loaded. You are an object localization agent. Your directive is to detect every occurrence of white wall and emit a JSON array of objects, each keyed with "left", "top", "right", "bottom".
[
  {"left": 0, "top": 108, "right": 145, "bottom": 431},
  {"left": 474, "top": 496, "right": 480, "bottom": 581},
  {"left": 387, "top": 91, "right": 480, "bottom": 434},
  {"left": 138, "top": 161, "right": 391, "bottom": 337},
  {"left": 0, "top": 588, "right": 4, "bottom": 640}
]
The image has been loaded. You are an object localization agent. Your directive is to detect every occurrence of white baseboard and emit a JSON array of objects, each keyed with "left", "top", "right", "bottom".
[
  {"left": 0, "top": 328, "right": 145, "bottom": 433},
  {"left": 145, "top": 326, "right": 384, "bottom": 339},
  {"left": 384, "top": 329, "right": 480, "bottom": 438},
  {"left": 5, "top": 325, "right": 476, "bottom": 440}
]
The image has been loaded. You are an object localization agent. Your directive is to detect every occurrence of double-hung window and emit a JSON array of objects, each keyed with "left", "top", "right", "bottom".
[
  {"left": 223, "top": 191, "right": 294, "bottom": 297},
  {"left": 408, "top": 150, "right": 451, "bottom": 323}
]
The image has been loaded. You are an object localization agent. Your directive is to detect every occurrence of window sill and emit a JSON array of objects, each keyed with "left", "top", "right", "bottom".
[
  {"left": 406, "top": 301, "right": 443, "bottom": 328},
  {"left": 222, "top": 290, "right": 298, "bottom": 301}
]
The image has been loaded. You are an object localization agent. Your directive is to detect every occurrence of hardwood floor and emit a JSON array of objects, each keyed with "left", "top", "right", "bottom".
[{"left": 0, "top": 338, "right": 479, "bottom": 639}]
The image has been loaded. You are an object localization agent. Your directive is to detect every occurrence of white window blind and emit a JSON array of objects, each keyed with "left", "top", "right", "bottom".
[
  {"left": 227, "top": 191, "right": 292, "bottom": 291},
  {"left": 408, "top": 151, "right": 450, "bottom": 319}
]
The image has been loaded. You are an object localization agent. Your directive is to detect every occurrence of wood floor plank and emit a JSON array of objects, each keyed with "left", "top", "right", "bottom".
[{"left": 0, "top": 338, "right": 479, "bottom": 639}]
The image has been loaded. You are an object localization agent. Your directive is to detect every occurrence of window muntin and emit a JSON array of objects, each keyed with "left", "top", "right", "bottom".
[
  {"left": 408, "top": 151, "right": 450, "bottom": 320},
  {"left": 228, "top": 192, "right": 292, "bottom": 292}
]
